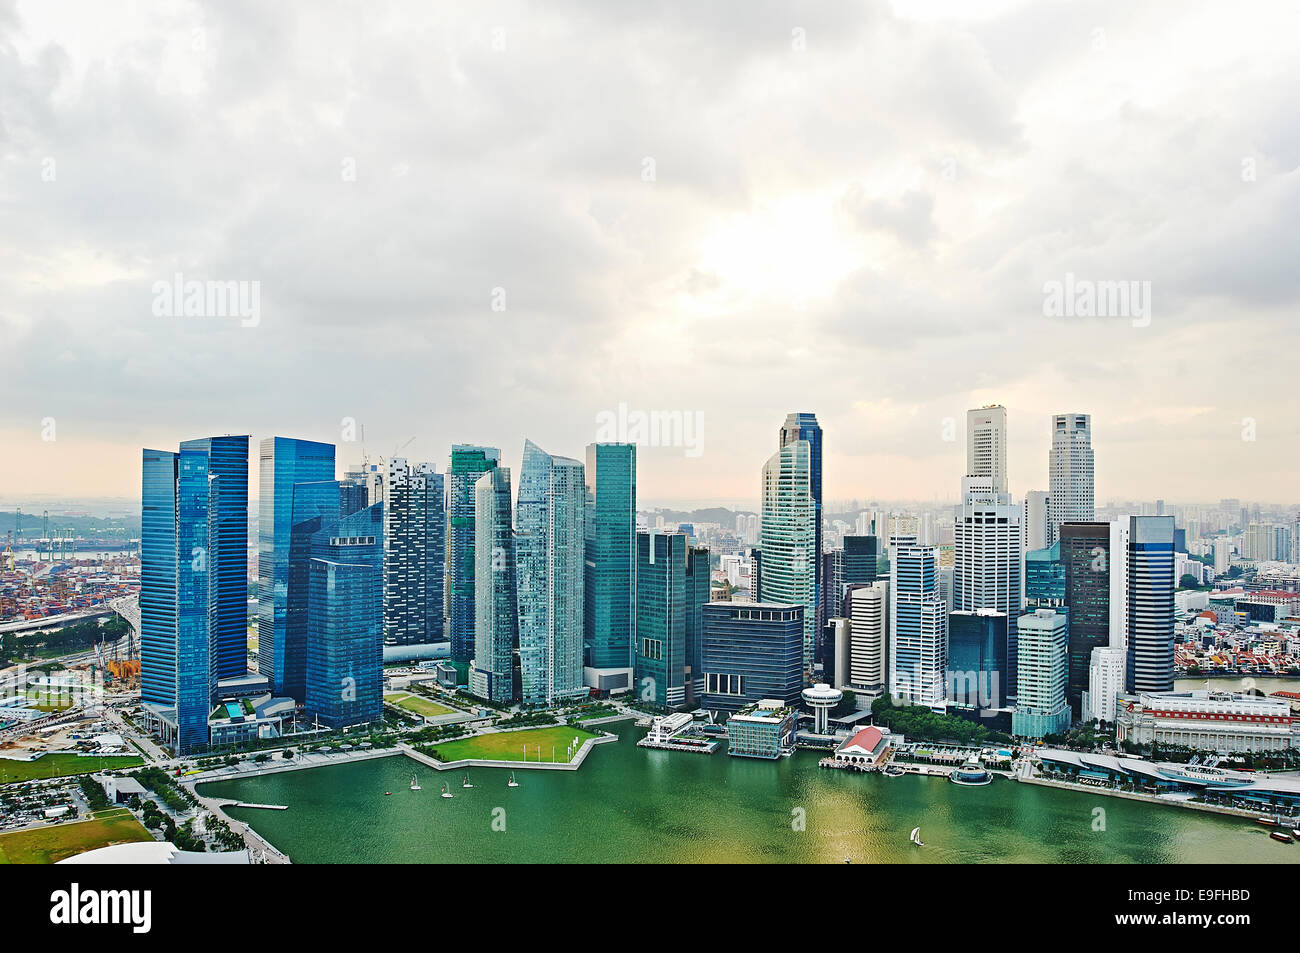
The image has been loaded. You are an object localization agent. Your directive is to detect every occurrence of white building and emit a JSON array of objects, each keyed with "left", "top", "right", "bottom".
[
  {"left": 1116, "top": 690, "right": 1296, "bottom": 753},
  {"left": 826, "top": 617, "right": 852, "bottom": 691},
  {"left": 953, "top": 476, "right": 1023, "bottom": 696},
  {"left": 1083, "top": 646, "right": 1125, "bottom": 724},
  {"left": 849, "top": 579, "right": 889, "bottom": 692},
  {"left": 1023, "top": 490, "right": 1050, "bottom": 552},
  {"left": 966, "top": 405, "right": 1008, "bottom": 495},
  {"left": 1047, "top": 413, "right": 1094, "bottom": 545}
]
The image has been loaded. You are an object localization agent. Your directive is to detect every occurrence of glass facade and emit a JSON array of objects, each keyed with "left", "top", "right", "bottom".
[
  {"left": 947, "top": 609, "right": 1007, "bottom": 710},
  {"left": 1127, "top": 515, "right": 1175, "bottom": 693},
  {"left": 1025, "top": 540, "right": 1065, "bottom": 606},
  {"left": 174, "top": 447, "right": 215, "bottom": 753},
  {"left": 1061, "top": 522, "right": 1109, "bottom": 719},
  {"left": 700, "top": 603, "right": 804, "bottom": 713},
  {"left": 1012, "top": 609, "right": 1070, "bottom": 739},
  {"left": 891, "top": 545, "right": 947, "bottom": 708},
  {"left": 382, "top": 460, "right": 445, "bottom": 646},
  {"left": 779, "top": 414, "right": 822, "bottom": 631},
  {"left": 634, "top": 532, "right": 687, "bottom": 708},
  {"left": 472, "top": 467, "right": 517, "bottom": 703},
  {"left": 760, "top": 439, "right": 816, "bottom": 680},
  {"left": 685, "top": 545, "right": 710, "bottom": 700},
  {"left": 583, "top": 443, "right": 636, "bottom": 673},
  {"left": 140, "top": 450, "right": 178, "bottom": 709},
  {"left": 447, "top": 446, "right": 500, "bottom": 666}
]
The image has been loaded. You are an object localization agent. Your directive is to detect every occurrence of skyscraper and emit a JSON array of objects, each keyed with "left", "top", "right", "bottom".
[
  {"left": 685, "top": 544, "right": 711, "bottom": 701},
  {"left": 516, "top": 440, "right": 587, "bottom": 706},
  {"left": 948, "top": 608, "right": 1007, "bottom": 710},
  {"left": 952, "top": 476, "right": 1022, "bottom": 697},
  {"left": 447, "top": 445, "right": 500, "bottom": 667},
  {"left": 966, "top": 405, "right": 1008, "bottom": 494},
  {"left": 306, "top": 502, "right": 384, "bottom": 729},
  {"left": 1012, "top": 608, "right": 1070, "bottom": 739},
  {"left": 381, "top": 459, "right": 444, "bottom": 646},
  {"left": 890, "top": 545, "right": 947, "bottom": 708},
  {"left": 1060, "top": 522, "right": 1111, "bottom": 719},
  {"left": 140, "top": 435, "right": 250, "bottom": 754},
  {"left": 634, "top": 531, "right": 687, "bottom": 708},
  {"left": 1023, "top": 490, "right": 1050, "bottom": 551},
  {"left": 760, "top": 438, "right": 817, "bottom": 680},
  {"left": 471, "top": 467, "right": 517, "bottom": 703},
  {"left": 1126, "top": 515, "right": 1175, "bottom": 693},
  {"left": 700, "top": 602, "right": 804, "bottom": 712},
  {"left": 848, "top": 579, "right": 889, "bottom": 692},
  {"left": 583, "top": 442, "right": 636, "bottom": 693},
  {"left": 1047, "top": 413, "right": 1094, "bottom": 545},
  {"left": 779, "top": 413, "right": 822, "bottom": 629},
  {"left": 258, "top": 437, "right": 336, "bottom": 701}
]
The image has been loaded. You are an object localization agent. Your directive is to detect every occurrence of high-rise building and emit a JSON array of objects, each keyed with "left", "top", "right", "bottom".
[
  {"left": 760, "top": 438, "right": 817, "bottom": 680},
  {"left": 685, "top": 545, "right": 711, "bottom": 701},
  {"left": 634, "top": 531, "right": 687, "bottom": 708},
  {"left": 890, "top": 545, "right": 947, "bottom": 708},
  {"left": 583, "top": 443, "right": 637, "bottom": 693},
  {"left": 1024, "top": 541, "right": 1065, "bottom": 608},
  {"left": 700, "top": 602, "right": 804, "bottom": 712},
  {"left": 1083, "top": 645, "right": 1125, "bottom": 724},
  {"left": 1012, "top": 608, "right": 1070, "bottom": 738},
  {"left": 516, "top": 440, "right": 587, "bottom": 706},
  {"left": 952, "top": 476, "right": 1022, "bottom": 697},
  {"left": 471, "top": 467, "right": 517, "bottom": 703},
  {"left": 966, "top": 405, "right": 1008, "bottom": 494},
  {"left": 1047, "top": 413, "right": 1094, "bottom": 545},
  {"left": 1023, "top": 490, "right": 1050, "bottom": 551},
  {"left": 948, "top": 608, "right": 1007, "bottom": 710},
  {"left": 836, "top": 535, "right": 878, "bottom": 615},
  {"left": 447, "top": 445, "right": 500, "bottom": 667},
  {"left": 338, "top": 468, "right": 369, "bottom": 518},
  {"left": 380, "top": 459, "right": 444, "bottom": 646},
  {"left": 1125, "top": 515, "right": 1175, "bottom": 693},
  {"left": 140, "top": 435, "right": 250, "bottom": 754},
  {"left": 848, "top": 580, "right": 888, "bottom": 692},
  {"left": 306, "top": 502, "right": 384, "bottom": 729},
  {"left": 1060, "top": 522, "right": 1111, "bottom": 720},
  {"left": 779, "top": 413, "right": 822, "bottom": 630},
  {"left": 257, "top": 437, "right": 336, "bottom": 701}
]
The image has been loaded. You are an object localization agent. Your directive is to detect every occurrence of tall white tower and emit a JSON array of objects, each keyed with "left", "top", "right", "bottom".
[
  {"left": 1047, "top": 413, "right": 1094, "bottom": 545},
  {"left": 966, "top": 405, "right": 1008, "bottom": 495}
]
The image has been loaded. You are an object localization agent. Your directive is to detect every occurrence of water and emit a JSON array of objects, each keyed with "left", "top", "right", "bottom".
[{"left": 198, "top": 723, "right": 1296, "bottom": 863}]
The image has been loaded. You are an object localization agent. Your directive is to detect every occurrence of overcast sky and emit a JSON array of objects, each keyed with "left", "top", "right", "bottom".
[{"left": 2, "top": 0, "right": 1298, "bottom": 508}]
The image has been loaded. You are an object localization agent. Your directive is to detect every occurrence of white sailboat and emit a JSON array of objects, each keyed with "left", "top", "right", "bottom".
[
  {"left": 409, "top": 775, "right": 421, "bottom": 791},
  {"left": 909, "top": 827, "right": 924, "bottom": 847},
  {"left": 507, "top": 771, "right": 519, "bottom": 788},
  {"left": 462, "top": 773, "right": 474, "bottom": 788},
  {"left": 440, "top": 783, "right": 453, "bottom": 799}
]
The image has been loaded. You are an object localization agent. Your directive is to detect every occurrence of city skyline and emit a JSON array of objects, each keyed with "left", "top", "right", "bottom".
[{"left": 4, "top": 1, "right": 1300, "bottom": 504}]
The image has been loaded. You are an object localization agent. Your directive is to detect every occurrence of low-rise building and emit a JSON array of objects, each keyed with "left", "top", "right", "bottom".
[
  {"left": 726, "top": 700, "right": 797, "bottom": 759},
  {"left": 1116, "top": 690, "right": 1295, "bottom": 753}
]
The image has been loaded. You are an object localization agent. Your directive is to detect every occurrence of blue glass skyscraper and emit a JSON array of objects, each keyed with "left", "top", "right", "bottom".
[
  {"left": 447, "top": 445, "right": 500, "bottom": 667},
  {"left": 584, "top": 443, "right": 636, "bottom": 691},
  {"left": 258, "top": 437, "right": 336, "bottom": 700},
  {"left": 779, "top": 413, "right": 822, "bottom": 628},
  {"left": 634, "top": 531, "right": 687, "bottom": 708}
]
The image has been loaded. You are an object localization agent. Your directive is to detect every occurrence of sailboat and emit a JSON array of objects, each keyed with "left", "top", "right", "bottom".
[
  {"left": 507, "top": 771, "right": 519, "bottom": 788},
  {"left": 462, "top": 773, "right": 474, "bottom": 788},
  {"left": 909, "top": 827, "right": 924, "bottom": 847},
  {"left": 440, "top": 783, "right": 453, "bottom": 799},
  {"left": 409, "top": 775, "right": 421, "bottom": 791}
]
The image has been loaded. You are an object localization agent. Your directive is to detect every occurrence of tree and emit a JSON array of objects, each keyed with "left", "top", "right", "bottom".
[{"left": 1179, "top": 574, "right": 1200, "bottom": 590}]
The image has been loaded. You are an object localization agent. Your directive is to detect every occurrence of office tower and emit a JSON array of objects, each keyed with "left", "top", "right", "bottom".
[
  {"left": 760, "top": 438, "right": 817, "bottom": 680},
  {"left": 1047, "top": 413, "right": 1094, "bottom": 545},
  {"left": 825, "top": 617, "right": 851, "bottom": 690},
  {"left": 685, "top": 545, "right": 711, "bottom": 700},
  {"left": 1126, "top": 515, "right": 1175, "bottom": 693},
  {"left": 890, "top": 545, "right": 947, "bottom": 708},
  {"left": 1012, "top": 608, "right": 1070, "bottom": 738},
  {"left": 1060, "top": 522, "right": 1110, "bottom": 720},
  {"left": 634, "top": 531, "right": 687, "bottom": 708},
  {"left": 948, "top": 608, "right": 1007, "bottom": 710},
  {"left": 1023, "top": 490, "right": 1050, "bottom": 551},
  {"left": 1083, "top": 645, "right": 1125, "bottom": 724},
  {"left": 381, "top": 459, "right": 444, "bottom": 646},
  {"left": 516, "top": 440, "right": 586, "bottom": 706},
  {"left": 338, "top": 467, "right": 369, "bottom": 518},
  {"left": 966, "top": 405, "right": 1008, "bottom": 494},
  {"left": 1212, "top": 536, "right": 1231, "bottom": 573},
  {"left": 306, "top": 502, "right": 383, "bottom": 728},
  {"left": 140, "top": 435, "right": 250, "bottom": 754},
  {"left": 257, "top": 437, "right": 336, "bottom": 701},
  {"left": 700, "top": 602, "right": 804, "bottom": 712},
  {"left": 779, "top": 413, "right": 823, "bottom": 630},
  {"left": 952, "top": 476, "right": 1022, "bottom": 697},
  {"left": 838, "top": 535, "right": 879, "bottom": 613},
  {"left": 1024, "top": 541, "right": 1064, "bottom": 608},
  {"left": 583, "top": 443, "right": 637, "bottom": 693},
  {"left": 471, "top": 467, "right": 517, "bottom": 703},
  {"left": 447, "top": 445, "right": 500, "bottom": 666},
  {"left": 848, "top": 580, "right": 888, "bottom": 691}
]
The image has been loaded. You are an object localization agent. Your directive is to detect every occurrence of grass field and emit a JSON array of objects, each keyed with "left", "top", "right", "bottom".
[
  {"left": 0, "top": 753, "right": 144, "bottom": 785},
  {"left": 0, "top": 810, "right": 152, "bottom": 864},
  {"left": 431, "top": 726, "right": 600, "bottom": 764},
  {"left": 384, "top": 692, "right": 456, "bottom": 718}
]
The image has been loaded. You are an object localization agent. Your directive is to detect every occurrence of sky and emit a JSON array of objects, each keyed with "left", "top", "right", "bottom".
[{"left": 1, "top": 0, "right": 1298, "bottom": 508}]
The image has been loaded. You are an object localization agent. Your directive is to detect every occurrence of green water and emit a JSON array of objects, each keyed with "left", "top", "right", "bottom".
[{"left": 199, "top": 723, "right": 1297, "bottom": 864}]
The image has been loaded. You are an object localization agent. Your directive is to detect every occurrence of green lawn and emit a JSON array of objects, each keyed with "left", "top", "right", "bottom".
[
  {"left": 0, "top": 753, "right": 144, "bottom": 785},
  {"left": 431, "top": 726, "right": 600, "bottom": 764},
  {"left": 384, "top": 692, "right": 456, "bottom": 718},
  {"left": 0, "top": 812, "right": 153, "bottom": 864}
]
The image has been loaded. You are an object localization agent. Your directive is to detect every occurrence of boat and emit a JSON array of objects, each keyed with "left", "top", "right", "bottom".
[
  {"left": 441, "top": 783, "right": 453, "bottom": 799},
  {"left": 910, "top": 827, "right": 924, "bottom": 847},
  {"left": 1269, "top": 831, "right": 1292, "bottom": 843},
  {"left": 507, "top": 771, "right": 519, "bottom": 788},
  {"left": 1292, "top": 829, "right": 1300, "bottom": 839},
  {"left": 462, "top": 774, "right": 474, "bottom": 788},
  {"left": 409, "top": 775, "right": 421, "bottom": 791},
  {"left": 1256, "top": 816, "right": 1279, "bottom": 826},
  {"left": 384, "top": 792, "right": 391, "bottom": 797},
  {"left": 883, "top": 765, "right": 905, "bottom": 778}
]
